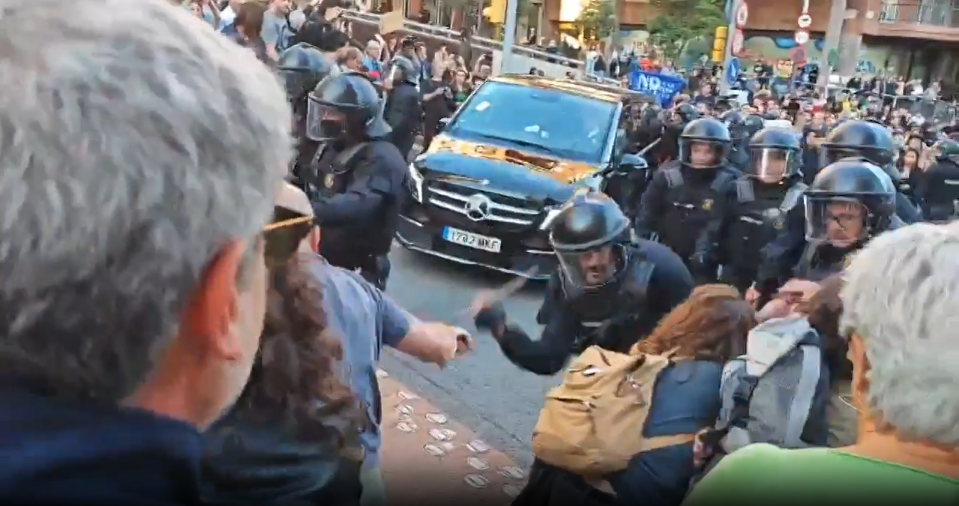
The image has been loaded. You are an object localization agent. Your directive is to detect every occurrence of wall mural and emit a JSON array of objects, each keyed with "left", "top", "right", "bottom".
[{"left": 612, "top": 30, "right": 917, "bottom": 78}]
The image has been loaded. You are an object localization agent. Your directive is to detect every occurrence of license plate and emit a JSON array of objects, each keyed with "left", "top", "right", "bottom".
[{"left": 442, "top": 227, "right": 502, "bottom": 253}]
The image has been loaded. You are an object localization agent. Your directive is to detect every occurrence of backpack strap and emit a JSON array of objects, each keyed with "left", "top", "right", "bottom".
[
  {"left": 642, "top": 433, "right": 697, "bottom": 451},
  {"left": 664, "top": 167, "right": 684, "bottom": 189},
  {"left": 335, "top": 142, "right": 371, "bottom": 168},
  {"left": 735, "top": 178, "right": 755, "bottom": 203},
  {"left": 783, "top": 343, "right": 822, "bottom": 447},
  {"left": 780, "top": 182, "right": 807, "bottom": 213}
]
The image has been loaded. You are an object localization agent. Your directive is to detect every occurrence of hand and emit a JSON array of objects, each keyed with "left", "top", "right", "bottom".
[
  {"left": 745, "top": 284, "right": 760, "bottom": 305},
  {"left": 779, "top": 278, "right": 821, "bottom": 302},
  {"left": 410, "top": 322, "right": 474, "bottom": 368}
]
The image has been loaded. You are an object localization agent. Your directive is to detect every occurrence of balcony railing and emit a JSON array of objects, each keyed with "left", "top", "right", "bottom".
[{"left": 879, "top": 0, "right": 959, "bottom": 28}]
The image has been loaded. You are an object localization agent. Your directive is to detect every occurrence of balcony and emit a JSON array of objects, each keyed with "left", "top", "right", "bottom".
[{"left": 865, "top": 0, "right": 959, "bottom": 41}]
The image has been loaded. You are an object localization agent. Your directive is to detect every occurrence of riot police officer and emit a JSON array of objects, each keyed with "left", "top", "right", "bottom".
[
  {"left": 917, "top": 138, "right": 959, "bottom": 221},
  {"left": 743, "top": 114, "right": 765, "bottom": 140},
  {"left": 383, "top": 55, "right": 422, "bottom": 161},
  {"left": 472, "top": 193, "right": 694, "bottom": 375},
  {"left": 634, "top": 118, "right": 742, "bottom": 281},
  {"left": 660, "top": 103, "right": 700, "bottom": 162},
  {"left": 721, "top": 110, "right": 749, "bottom": 171},
  {"left": 703, "top": 127, "right": 806, "bottom": 293},
  {"left": 819, "top": 120, "right": 921, "bottom": 223},
  {"left": 306, "top": 71, "right": 405, "bottom": 289},
  {"left": 792, "top": 159, "right": 899, "bottom": 281},
  {"left": 282, "top": 43, "right": 339, "bottom": 195}
]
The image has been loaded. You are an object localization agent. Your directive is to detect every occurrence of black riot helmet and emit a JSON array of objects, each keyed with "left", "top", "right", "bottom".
[
  {"left": 804, "top": 159, "right": 897, "bottom": 247},
  {"left": 743, "top": 114, "right": 765, "bottom": 138},
  {"left": 821, "top": 120, "right": 896, "bottom": 170},
  {"left": 548, "top": 192, "right": 631, "bottom": 292},
  {"left": 720, "top": 110, "right": 747, "bottom": 142},
  {"left": 672, "top": 103, "right": 700, "bottom": 125},
  {"left": 306, "top": 71, "right": 392, "bottom": 142},
  {"left": 679, "top": 118, "right": 731, "bottom": 170},
  {"left": 747, "top": 127, "right": 801, "bottom": 183},
  {"left": 387, "top": 55, "right": 418, "bottom": 86},
  {"left": 278, "top": 43, "right": 337, "bottom": 101},
  {"left": 933, "top": 138, "right": 959, "bottom": 164}
]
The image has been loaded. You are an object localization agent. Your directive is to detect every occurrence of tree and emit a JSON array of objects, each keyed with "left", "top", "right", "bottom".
[
  {"left": 646, "top": 0, "right": 725, "bottom": 62},
  {"left": 576, "top": 0, "right": 617, "bottom": 40}
]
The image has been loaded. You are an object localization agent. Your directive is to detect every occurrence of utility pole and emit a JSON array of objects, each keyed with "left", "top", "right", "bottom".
[
  {"left": 499, "top": 0, "right": 519, "bottom": 74},
  {"left": 717, "top": 0, "right": 740, "bottom": 95},
  {"left": 609, "top": 0, "right": 620, "bottom": 59}
]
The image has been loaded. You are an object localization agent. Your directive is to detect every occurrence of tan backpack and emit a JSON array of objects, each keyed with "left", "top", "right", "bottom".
[{"left": 531, "top": 346, "right": 696, "bottom": 477}]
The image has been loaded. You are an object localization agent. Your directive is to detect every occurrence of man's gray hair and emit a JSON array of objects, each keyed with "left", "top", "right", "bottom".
[
  {"left": 841, "top": 222, "right": 959, "bottom": 445},
  {"left": 0, "top": 0, "right": 291, "bottom": 400}
]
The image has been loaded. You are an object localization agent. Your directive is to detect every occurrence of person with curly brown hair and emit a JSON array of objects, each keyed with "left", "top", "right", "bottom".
[
  {"left": 514, "top": 285, "right": 755, "bottom": 506},
  {"left": 202, "top": 183, "right": 474, "bottom": 506}
]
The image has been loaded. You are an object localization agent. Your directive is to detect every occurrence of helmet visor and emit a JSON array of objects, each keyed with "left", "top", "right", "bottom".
[
  {"left": 306, "top": 95, "right": 347, "bottom": 142},
  {"left": 803, "top": 195, "right": 869, "bottom": 247},
  {"left": 747, "top": 147, "right": 797, "bottom": 183},
  {"left": 820, "top": 145, "right": 893, "bottom": 168},
  {"left": 679, "top": 139, "right": 726, "bottom": 169},
  {"left": 556, "top": 245, "right": 622, "bottom": 290}
]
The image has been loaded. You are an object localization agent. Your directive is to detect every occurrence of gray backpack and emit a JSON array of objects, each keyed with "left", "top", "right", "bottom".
[{"left": 716, "top": 316, "right": 829, "bottom": 453}]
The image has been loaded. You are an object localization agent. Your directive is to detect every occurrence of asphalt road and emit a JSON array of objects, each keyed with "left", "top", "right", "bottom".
[{"left": 380, "top": 243, "right": 559, "bottom": 469}]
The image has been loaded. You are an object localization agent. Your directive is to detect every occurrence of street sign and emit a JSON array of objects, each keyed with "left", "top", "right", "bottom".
[
  {"left": 794, "top": 30, "right": 809, "bottom": 45},
  {"left": 735, "top": 2, "right": 749, "bottom": 28},
  {"left": 790, "top": 46, "right": 807, "bottom": 64},
  {"left": 797, "top": 14, "right": 812, "bottom": 28},
  {"left": 731, "top": 29, "right": 744, "bottom": 55},
  {"left": 726, "top": 57, "right": 741, "bottom": 85}
]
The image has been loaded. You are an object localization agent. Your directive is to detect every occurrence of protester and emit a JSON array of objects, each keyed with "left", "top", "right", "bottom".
[
  {"left": 0, "top": 0, "right": 290, "bottom": 503},
  {"left": 684, "top": 223, "right": 959, "bottom": 505}
]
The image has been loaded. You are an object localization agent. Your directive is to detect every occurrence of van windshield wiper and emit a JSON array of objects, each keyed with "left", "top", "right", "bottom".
[{"left": 474, "top": 133, "right": 564, "bottom": 158}]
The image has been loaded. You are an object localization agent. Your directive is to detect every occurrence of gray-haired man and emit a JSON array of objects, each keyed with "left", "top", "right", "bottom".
[{"left": 0, "top": 0, "right": 290, "bottom": 503}]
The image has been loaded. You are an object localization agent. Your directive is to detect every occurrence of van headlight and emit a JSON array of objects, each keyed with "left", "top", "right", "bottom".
[
  {"left": 539, "top": 207, "right": 563, "bottom": 231},
  {"left": 408, "top": 162, "right": 425, "bottom": 203}
]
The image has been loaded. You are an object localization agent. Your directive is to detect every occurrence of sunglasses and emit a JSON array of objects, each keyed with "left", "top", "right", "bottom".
[{"left": 263, "top": 206, "right": 314, "bottom": 268}]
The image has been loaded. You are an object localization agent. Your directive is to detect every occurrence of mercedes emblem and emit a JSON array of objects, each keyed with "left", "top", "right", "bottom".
[{"left": 465, "top": 194, "right": 492, "bottom": 221}]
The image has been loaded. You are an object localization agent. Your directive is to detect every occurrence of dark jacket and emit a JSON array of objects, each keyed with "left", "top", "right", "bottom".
[
  {"left": 513, "top": 361, "right": 724, "bottom": 506},
  {"left": 0, "top": 385, "right": 203, "bottom": 506}
]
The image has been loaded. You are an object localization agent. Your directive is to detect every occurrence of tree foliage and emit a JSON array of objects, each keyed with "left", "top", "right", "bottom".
[
  {"left": 646, "top": 0, "right": 725, "bottom": 61},
  {"left": 576, "top": 0, "right": 617, "bottom": 40}
]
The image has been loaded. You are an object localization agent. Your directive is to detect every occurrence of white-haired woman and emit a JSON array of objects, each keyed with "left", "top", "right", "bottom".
[{"left": 683, "top": 222, "right": 959, "bottom": 505}]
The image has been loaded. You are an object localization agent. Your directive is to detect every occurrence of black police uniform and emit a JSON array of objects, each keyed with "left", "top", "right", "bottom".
[
  {"left": 917, "top": 139, "right": 959, "bottom": 222},
  {"left": 306, "top": 71, "right": 406, "bottom": 290},
  {"left": 634, "top": 118, "right": 742, "bottom": 281},
  {"left": 818, "top": 120, "right": 921, "bottom": 223},
  {"left": 475, "top": 193, "right": 694, "bottom": 376},
  {"left": 708, "top": 127, "right": 806, "bottom": 293},
  {"left": 755, "top": 121, "right": 920, "bottom": 293},
  {"left": 280, "top": 43, "right": 338, "bottom": 195},
  {"left": 794, "top": 159, "right": 900, "bottom": 281},
  {"left": 721, "top": 110, "right": 750, "bottom": 171},
  {"left": 383, "top": 55, "right": 422, "bottom": 161}
]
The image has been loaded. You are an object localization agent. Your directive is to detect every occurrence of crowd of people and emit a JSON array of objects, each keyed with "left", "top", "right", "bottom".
[{"left": 1, "top": 1, "right": 957, "bottom": 506}]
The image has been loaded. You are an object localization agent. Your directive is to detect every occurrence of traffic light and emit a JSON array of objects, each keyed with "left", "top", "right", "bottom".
[
  {"left": 712, "top": 26, "right": 727, "bottom": 62},
  {"left": 484, "top": 0, "right": 506, "bottom": 24}
]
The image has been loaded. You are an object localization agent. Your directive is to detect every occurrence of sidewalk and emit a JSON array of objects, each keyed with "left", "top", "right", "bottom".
[{"left": 378, "top": 370, "right": 526, "bottom": 505}]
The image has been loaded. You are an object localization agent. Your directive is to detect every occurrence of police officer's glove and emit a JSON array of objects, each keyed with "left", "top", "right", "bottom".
[{"left": 474, "top": 301, "right": 507, "bottom": 333}]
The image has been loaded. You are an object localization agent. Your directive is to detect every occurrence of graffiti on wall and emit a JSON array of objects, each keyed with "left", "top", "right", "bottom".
[{"left": 612, "top": 30, "right": 904, "bottom": 76}]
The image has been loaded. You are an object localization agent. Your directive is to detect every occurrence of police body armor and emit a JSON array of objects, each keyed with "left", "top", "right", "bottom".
[
  {"left": 658, "top": 163, "right": 739, "bottom": 259},
  {"left": 793, "top": 242, "right": 851, "bottom": 282},
  {"left": 921, "top": 161, "right": 959, "bottom": 222},
  {"left": 312, "top": 141, "right": 401, "bottom": 263},
  {"left": 564, "top": 253, "right": 655, "bottom": 354},
  {"left": 721, "top": 178, "right": 806, "bottom": 288}
]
